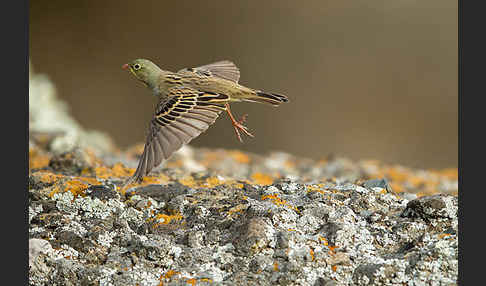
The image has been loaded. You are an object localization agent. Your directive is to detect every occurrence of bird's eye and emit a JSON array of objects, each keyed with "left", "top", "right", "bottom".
[{"left": 133, "top": 64, "right": 141, "bottom": 70}]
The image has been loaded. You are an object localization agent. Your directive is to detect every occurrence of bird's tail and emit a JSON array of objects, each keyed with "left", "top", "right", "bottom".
[{"left": 242, "top": 91, "right": 289, "bottom": 106}]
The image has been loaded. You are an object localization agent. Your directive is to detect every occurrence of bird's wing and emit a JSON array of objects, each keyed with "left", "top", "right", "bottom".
[
  {"left": 178, "top": 60, "right": 240, "bottom": 83},
  {"left": 128, "top": 86, "right": 228, "bottom": 183}
]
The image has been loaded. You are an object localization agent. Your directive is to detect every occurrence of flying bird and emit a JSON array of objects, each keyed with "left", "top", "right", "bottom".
[{"left": 122, "top": 59, "right": 288, "bottom": 184}]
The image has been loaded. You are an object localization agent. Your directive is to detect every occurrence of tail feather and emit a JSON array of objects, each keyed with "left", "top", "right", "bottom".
[{"left": 243, "top": 91, "right": 289, "bottom": 106}]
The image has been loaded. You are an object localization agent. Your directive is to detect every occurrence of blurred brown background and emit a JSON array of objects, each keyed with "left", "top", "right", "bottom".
[{"left": 29, "top": 0, "right": 457, "bottom": 169}]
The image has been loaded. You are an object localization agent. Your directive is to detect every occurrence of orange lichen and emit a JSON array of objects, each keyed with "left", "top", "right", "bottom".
[
  {"left": 386, "top": 167, "right": 409, "bottom": 182},
  {"left": 95, "top": 163, "right": 133, "bottom": 180},
  {"left": 80, "top": 168, "right": 92, "bottom": 176},
  {"left": 234, "top": 183, "right": 244, "bottom": 189},
  {"left": 438, "top": 233, "right": 452, "bottom": 240},
  {"left": 227, "top": 204, "right": 247, "bottom": 216},
  {"left": 158, "top": 269, "right": 181, "bottom": 286},
  {"left": 186, "top": 278, "right": 197, "bottom": 286},
  {"left": 251, "top": 173, "right": 274, "bottom": 185},
  {"left": 119, "top": 174, "right": 170, "bottom": 195},
  {"left": 274, "top": 261, "right": 279, "bottom": 271},
  {"left": 331, "top": 265, "right": 337, "bottom": 272},
  {"left": 141, "top": 175, "right": 170, "bottom": 185},
  {"left": 306, "top": 184, "right": 327, "bottom": 194},
  {"left": 439, "top": 168, "right": 458, "bottom": 180},
  {"left": 261, "top": 194, "right": 299, "bottom": 213},
  {"left": 262, "top": 194, "right": 286, "bottom": 207},
  {"left": 49, "top": 179, "right": 90, "bottom": 198},
  {"left": 230, "top": 150, "right": 250, "bottom": 164},
  {"left": 75, "top": 176, "right": 101, "bottom": 185},
  {"left": 424, "top": 180, "right": 440, "bottom": 194},
  {"left": 389, "top": 182, "right": 404, "bottom": 194},
  {"left": 63, "top": 180, "right": 90, "bottom": 197},
  {"left": 179, "top": 175, "right": 243, "bottom": 190},
  {"left": 310, "top": 248, "right": 315, "bottom": 261},
  {"left": 164, "top": 270, "right": 180, "bottom": 279},
  {"left": 365, "top": 162, "right": 457, "bottom": 196},
  {"left": 36, "top": 171, "right": 65, "bottom": 184},
  {"left": 204, "top": 177, "right": 223, "bottom": 188},
  {"left": 29, "top": 148, "right": 50, "bottom": 169},
  {"left": 112, "top": 163, "right": 134, "bottom": 176},
  {"left": 328, "top": 245, "right": 339, "bottom": 255},
  {"left": 179, "top": 176, "right": 197, "bottom": 188}
]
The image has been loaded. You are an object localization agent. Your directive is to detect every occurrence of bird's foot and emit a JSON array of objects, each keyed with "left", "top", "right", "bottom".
[
  {"left": 231, "top": 117, "right": 254, "bottom": 143},
  {"left": 225, "top": 103, "right": 254, "bottom": 143}
]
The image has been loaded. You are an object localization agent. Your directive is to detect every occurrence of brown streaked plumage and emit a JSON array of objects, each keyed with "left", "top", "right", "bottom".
[{"left": 122, "top": 59, "right": 288, "bottom": 184}]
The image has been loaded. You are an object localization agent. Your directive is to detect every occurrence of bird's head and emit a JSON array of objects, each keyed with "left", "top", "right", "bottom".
[{"left": 122, "top": 59, "right": 162, "bottom": 89}]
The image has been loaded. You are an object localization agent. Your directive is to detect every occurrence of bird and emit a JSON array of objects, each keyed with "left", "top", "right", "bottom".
[{"left": 121, "top": 59, "right": 288, "bottom": 184}]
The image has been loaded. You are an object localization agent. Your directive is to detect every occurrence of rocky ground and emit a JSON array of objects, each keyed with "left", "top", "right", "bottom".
[{"left": 29, "top": 65, "right": 458, "bottom": 285}]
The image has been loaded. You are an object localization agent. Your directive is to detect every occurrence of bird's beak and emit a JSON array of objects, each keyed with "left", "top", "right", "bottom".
[{"left": 122, "top": 64, "right": 129, "bottom": 70}]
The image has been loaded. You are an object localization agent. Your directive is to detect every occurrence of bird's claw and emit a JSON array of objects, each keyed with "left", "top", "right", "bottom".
[
  {"left": 224, "top": 103, "right": 253, "bottom": 143},
  {"left": 232, "top": 116, "right": 254, "bottom": 143}
]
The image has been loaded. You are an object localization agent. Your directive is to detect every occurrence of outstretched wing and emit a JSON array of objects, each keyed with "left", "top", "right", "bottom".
[
  {"left": 128, "top": 86, "right": 228, "bottom": 183},
  {"left": 178, "top": 60, "right": 240, "bottom": 83}
]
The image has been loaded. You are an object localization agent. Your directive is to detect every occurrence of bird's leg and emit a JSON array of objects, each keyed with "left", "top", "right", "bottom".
[{"left": 225, "top": 103, "right": 254, "bottom": 143}]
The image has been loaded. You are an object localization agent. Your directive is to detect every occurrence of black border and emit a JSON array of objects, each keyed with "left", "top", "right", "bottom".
[
  {"left": 10, "top": 0, "right": 29, "bottom": 282},
  {"left": 459, "top": 0, "right": 486, "bottom": 284},
  {"left": 25, "top": 0, "right": 30, "bottom": 283},
  {"left": 458, "top": 0, "right": 462, "bottom": 283}
]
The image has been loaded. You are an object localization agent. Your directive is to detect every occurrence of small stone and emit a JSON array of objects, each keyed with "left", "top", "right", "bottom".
[
  {"left": 86, "top": 184, "right": 118, "bottom": 200},
  {"left": 48, "top": 149, "right": 94, "bottom": 175},
  {"left": 363, "top": 178, "right": 394, "bottom": 194},
  {"left": 401, "top": 194, "right": 456, "bottom": 222}
]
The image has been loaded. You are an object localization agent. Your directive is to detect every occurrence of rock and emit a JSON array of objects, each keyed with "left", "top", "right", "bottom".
[
  {"left": 362, "top": 178, "right": 394, "bottom": 194},
  {"left": 48, "top": 149, "right": 95, "bottom": 175},
  {"left": 401, "top": 194, "right": 457, "bottom": 222},
  {"left": 86, "top": 184, "right": 118, "bottom": 201},
  {"left": 233, "top": 217, "right": 275, "bottom": 255}
]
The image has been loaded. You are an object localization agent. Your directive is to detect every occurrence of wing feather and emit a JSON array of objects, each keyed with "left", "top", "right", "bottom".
[
  {"left": 152, "top": 136, "right": 164, "bottom": 166},
  {"left": 128, "top": 86, "right": 226, "bottom": 182},
  {"left": 176, "top": 117, "right": 206, "bottom": 132},
  {"left": 178, "top": 60, "right": 240, "bottom": 83},
  {"left": 146, "top": 144, "right": 155, "bottom": 174},
  {"left": 156, "top": 131, "right": 171, "bottom": 159}
]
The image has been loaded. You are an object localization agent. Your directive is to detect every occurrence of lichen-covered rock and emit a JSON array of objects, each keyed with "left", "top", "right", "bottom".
[
  {"left": 29, "top": 65, "right": 458, "bottom": 285},
  {"left": 29, "top": 154, "right": 458, "bottom": 285}
]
